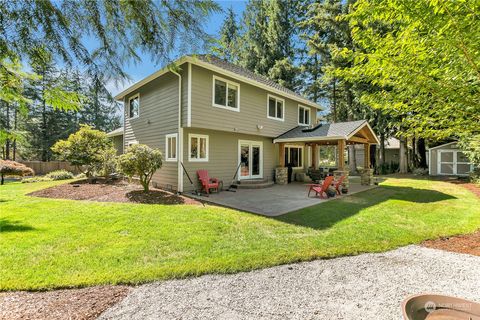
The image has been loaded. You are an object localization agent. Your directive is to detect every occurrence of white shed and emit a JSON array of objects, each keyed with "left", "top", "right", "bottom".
[{"left": 428, "top": 142, "right": 473, "bottom": 176}]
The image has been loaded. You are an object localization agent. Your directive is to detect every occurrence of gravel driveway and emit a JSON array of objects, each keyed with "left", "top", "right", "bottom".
[{"left": 100, "top": 246, "right": 480, "bottom": 320}]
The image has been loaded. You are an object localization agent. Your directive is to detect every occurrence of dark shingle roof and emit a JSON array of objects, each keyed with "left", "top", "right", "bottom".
[
  {"left": 194, "top": 55, "right": 317, "bottom": 107},
  {"left": 275, "top": 120, "right": 368, "bottom": 141}
]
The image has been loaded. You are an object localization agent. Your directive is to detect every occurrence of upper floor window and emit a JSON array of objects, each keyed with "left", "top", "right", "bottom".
[
  {"left": 213, "top": 76, "right": 239, "bottom": 111},
  {"left": 298, "top": 105, "right": 310, "bottom": 126},
  {"left": 129, "top": 94, "right": 140, "bottom": 118},
  {"left": 165, "top": 133, "right": 178, "bottom": 161},
  {"left": 267, "top": 94, "right": 284, "bottom": 121},
  {"left": 189, "top": 134, "right": 209, "bottom": 162}
]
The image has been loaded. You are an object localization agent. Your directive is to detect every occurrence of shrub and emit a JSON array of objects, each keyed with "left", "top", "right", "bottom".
[
  {"left": 51, "top": 125, "right": 117, "bottom": 181},
  {"left": 412, "top": 168, "right": 429, "bottom": 176},
  {"left": 22, "top": 176, "right": 53, "bottom": 183},
  {"left": 458, "top": 134, "right": 480, "bottom": 166},
  {"left": 470, "top": 167, "right": 480, "bottom": 185},
  {"left": 45, "top": 170, "right": 74, "bottom": 180},
  {"left": 117, "top": 144, "right": 163, "bottom": 192},
  {"left": 0, "top": 160, "right": 35, "bottom": 185}
]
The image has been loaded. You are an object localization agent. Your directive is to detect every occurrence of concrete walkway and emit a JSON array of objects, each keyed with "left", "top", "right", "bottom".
[
  {"left": 99, "top": 246, "right": 480, "bottom": 320},
  {"left": 190, "top": 181, "right": 376, "bottom": 216}
]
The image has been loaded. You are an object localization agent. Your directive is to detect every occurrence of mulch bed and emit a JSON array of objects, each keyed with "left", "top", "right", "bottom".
[
  {"left": 449, "top": 180, "right": 480, "bottom": 198},
  {"left": 0, "top": 285, "right": 130, "bottom": 320},
  {"left": 422, "top": 230, "right": 480, "bottom": 256},
  {"left": 28, "top": 179, "right": 202, "bottom": 205}
]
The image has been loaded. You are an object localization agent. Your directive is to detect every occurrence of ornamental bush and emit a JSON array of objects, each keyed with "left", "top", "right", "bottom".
[
  {"left": 117, "top": 144, "right": 163, "bottom": 192},
  {"left": 0, "top": 160, "right": 35, "bottom": 185},
  {"left": 45, "top": 170, "right": 74, "bottom": 180},
  {"left": 51, "top": 125, "right": 116, "bottom": 181}
]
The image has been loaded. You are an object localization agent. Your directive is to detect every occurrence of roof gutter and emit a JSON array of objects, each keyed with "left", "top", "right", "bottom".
[{"left": 273, "top": 136, "right": 346, "bottom": 144}]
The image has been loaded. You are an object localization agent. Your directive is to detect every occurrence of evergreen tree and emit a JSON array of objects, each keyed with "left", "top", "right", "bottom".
[
  {"left": 237, "top": 0, "right": 299, "bottom": 90},
  {"left": 213, "top": 7, "right": 241, "bottom": 63}
]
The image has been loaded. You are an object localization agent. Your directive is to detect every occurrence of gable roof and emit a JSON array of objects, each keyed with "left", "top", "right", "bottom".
[
  {"left": 427, "top": 141, "right": 458, "bottom": 150},
  {"left": 114, "top": 55, "right": 321, "bottom": 109},
  {"left": 273, "top": 120, "right": 380, "bottom": 144}
]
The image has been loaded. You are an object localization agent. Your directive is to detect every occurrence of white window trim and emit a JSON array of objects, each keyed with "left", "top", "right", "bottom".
[
  {"left": 165, "top": 133, "right": 178, "bottom": 162},
  {"left": 285, "top": 145, "right": 304, "bottom": 169},
  {"left": 238, "top": 140, "right": 264, "bottom": 180},
  {"left": 188, "top": 134, "right": 209, "bottom": 162},
  {"left": 267, "top": 94, "right": 285, "bottom": 122},
  {"left": 128, "top": 93, "right": 140, "bottom": 119},
  {"left": 298, "top": 105, "right": 311, "bottom": 126},
  {"left": 212, "top": 75, "right": 240, "bottom": 112}
]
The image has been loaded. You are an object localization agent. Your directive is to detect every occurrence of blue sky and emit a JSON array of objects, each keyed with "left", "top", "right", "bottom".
[{"left": 106, "top": 1, "right": 247, "bottom": 97}]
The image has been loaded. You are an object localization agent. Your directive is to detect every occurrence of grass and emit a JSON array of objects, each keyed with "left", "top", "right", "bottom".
[{"left": 1, "top": 177, "right": 479, "bottom": 291}]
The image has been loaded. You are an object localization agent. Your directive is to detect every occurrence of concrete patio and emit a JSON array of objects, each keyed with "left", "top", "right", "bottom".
[{"left": 190, "top": 177, "right": 377, "bottom": 216}]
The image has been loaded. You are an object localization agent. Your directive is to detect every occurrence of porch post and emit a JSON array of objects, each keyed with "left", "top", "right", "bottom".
[
  {"left": 361, "top": 143, "right": 373, "bottom": 185},
  {"left": 337, "top": 139, "right": 345, "bottom": 170},
  {"left": 363, "top": 143, "right": 371, "bottom": 169},
  {"left": 334, "top": 139, "right": 349, "bottom": 192},
  {"left": 276, "top": 142, "right": 288, "bottom": 185},
  {"left": 279, "top": 143, "right": 285, "bottom": 167},
  {"left": 312, "top": 143, "right": 318, "bottom": 169}
]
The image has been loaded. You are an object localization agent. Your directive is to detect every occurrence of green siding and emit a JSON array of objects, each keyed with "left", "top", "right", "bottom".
[
  {"left": 189, "top": 64, "right": 317, "bottom": 137},
  {"left": 181, "top": 128, "right": 277, "bottom": 192},
  {"left": 123, "top": 72, "right": 180, "bottom": 190}
]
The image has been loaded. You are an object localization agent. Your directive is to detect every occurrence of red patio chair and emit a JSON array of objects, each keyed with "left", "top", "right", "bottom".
[
  {"left": 334, "top": 175, "right": 346, "bottom": 195},
  {"left": 197, "top": 170, "right": 220, "bottom": 194},
  {"left": 307, "top": 175, "right": 334, "bottom": 199}
]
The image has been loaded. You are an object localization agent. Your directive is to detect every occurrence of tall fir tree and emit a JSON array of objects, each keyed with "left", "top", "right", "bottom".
[
  {"left": 212, "top": 7, "right": 241, "bottom": 63},
  {"left": 236, "top": 0, "right": 299, "bottom": 90}
]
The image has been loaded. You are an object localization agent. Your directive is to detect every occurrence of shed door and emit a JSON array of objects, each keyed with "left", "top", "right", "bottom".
[{"left": 437, "top": 150, "right": 471, "bottom": 176}]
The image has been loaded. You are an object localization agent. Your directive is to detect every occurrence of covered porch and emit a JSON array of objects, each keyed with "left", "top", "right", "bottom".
[{"left": 273, "top": 120, "right": 380, "bottom": 186}]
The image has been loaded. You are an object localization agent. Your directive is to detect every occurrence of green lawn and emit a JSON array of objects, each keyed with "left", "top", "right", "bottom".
[{"left": 1, "top": 177, "right": 479, "bottom": 291}]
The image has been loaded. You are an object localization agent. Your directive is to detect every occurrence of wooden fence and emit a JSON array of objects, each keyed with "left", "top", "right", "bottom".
[{"left": 19, "top": 161, "right": 83, "bottom": 175}]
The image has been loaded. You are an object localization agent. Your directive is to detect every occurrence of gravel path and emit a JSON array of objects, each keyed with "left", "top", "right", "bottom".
[{"left": 99, "top": 246, "right": 480, "bottom": 320}]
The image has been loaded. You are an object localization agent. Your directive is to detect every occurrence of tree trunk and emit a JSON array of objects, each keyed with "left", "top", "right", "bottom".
[
  {"left": 1, "top": 173, "right": 4, "bottom": 185},
  {"left": 379, "top": 133, "right": 386, "bottom": 166},
  {"left": 399, "top": 137, "right": 408, "bottom": 173},
  {"left": 5, "top": 103, "right": 10, "bottom": 160},
  {"left": 13, "top": 107, "right": 17, "bottom": 161},
  {"left": 370, "top": 144, "right": 376, "bottom": 169},
  {"left": 332, "top": 79, "right": 337, "bottom": 123},
  {"left": 411, "top": 137, "right": 417, "bottom": 167},
  {"left": 417, "top": 138, "right": 427, "bottom": 168}
]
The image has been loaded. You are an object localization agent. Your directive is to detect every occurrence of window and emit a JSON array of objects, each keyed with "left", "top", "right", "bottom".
[
  {"left": 213, "top": 76, "right": 239, "bottom": 111},
  {"left": 189, "top": 134, "right": 209, "bottom": 162},
  {"left": 267, "top": 95, "right": 284, "bottom": 121},
  {"left": 284, "top": 146, "right": 303, "bottom": 168},
  {"left": 165, "top": 133, "right": 177, "bottom": 161},
  {"left": 128, "top": 94, "right": 139, "bottom": 118},
  {"left": 298, "top": 105, "right": 311, "bottom": 125}
]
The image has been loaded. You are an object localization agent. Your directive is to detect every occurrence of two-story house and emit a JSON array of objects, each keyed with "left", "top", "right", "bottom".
[
  {"left": 113, "top": 55, "right": 321, "bottom": 192},
  {"left": 114, "top": 55, "right": 379, "bottom": 193}
]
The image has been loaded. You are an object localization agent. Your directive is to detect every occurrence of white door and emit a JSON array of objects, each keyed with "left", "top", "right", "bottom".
[
  {"left": 438, "top": 150, "right": 472, "bottom": 176},
  {"left": 238, "top": 140, "right": 263, "bottom": 180}
]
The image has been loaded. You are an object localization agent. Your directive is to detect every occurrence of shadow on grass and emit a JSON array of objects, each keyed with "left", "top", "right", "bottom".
[
  {"left": 0, "top": 219, "right": 35, "bottom": 233},
  {"left": 274, "top": 185, "right": 456, "bottom": 230}
]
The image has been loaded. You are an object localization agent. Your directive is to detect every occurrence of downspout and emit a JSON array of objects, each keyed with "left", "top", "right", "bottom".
[{"left": 171, "top": 69, "right": 184, "bottom": 193}]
